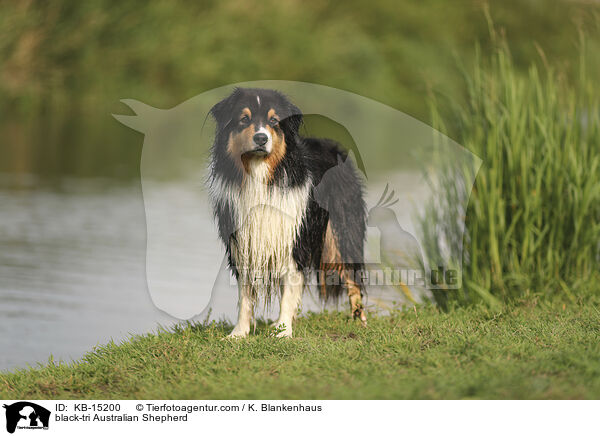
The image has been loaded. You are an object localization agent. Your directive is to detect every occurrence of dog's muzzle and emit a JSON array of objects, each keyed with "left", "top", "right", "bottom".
[{"left": 253, "top": 132, "right": 268, "bottom": 146}]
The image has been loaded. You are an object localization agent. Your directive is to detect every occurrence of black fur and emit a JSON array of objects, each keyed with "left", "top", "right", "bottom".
[{"left": 209, "top": 87, "right": 367, "bottom": 301}]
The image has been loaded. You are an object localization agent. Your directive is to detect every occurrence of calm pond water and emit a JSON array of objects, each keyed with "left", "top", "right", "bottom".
[
  {"left": 0, "top": 171, "right": 429, "bottom": 371},
  {"left": 0, "top": 180, "right": 169, "bottom": 371}
]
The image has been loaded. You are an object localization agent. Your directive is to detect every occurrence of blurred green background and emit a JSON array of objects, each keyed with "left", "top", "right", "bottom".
[{"left": 1, "top": 0, "right": 599, "bottom": 180}]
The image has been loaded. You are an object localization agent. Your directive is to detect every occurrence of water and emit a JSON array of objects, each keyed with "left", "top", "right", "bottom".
[
  {"left": 0, "top": 180, "right": 172, "bottom": 371},
  {"left": 0, "top": 170, "right": 430, "bottom": 372}
]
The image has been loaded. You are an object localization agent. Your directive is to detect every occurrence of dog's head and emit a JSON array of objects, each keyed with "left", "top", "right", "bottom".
[{"left": 210, "top": 88, "right": 302, "bottom": 177}]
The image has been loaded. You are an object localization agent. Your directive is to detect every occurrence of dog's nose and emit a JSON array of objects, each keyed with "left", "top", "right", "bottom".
[{"left": 253, "top": 133, "right": 268, "bottom": 147}]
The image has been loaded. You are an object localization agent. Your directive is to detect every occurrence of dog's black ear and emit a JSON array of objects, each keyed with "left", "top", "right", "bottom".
[
  {"left": 280, "top": 102, "right": 303, "bottom": 140},
  {"left": 210, "top": 89, "right": 240, "bottom": 130},
  {"left": 209, "top": 97, "right": 231, "bottom": 129}
]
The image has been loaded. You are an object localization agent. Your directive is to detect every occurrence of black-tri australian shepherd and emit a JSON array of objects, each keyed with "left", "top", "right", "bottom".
[{"left": 209, "top": 87, "right": 367, "bottom": 338}]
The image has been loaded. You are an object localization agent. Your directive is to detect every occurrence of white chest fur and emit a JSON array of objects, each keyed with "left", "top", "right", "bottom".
[{"left": 210, "top": 163, "right": 311, "bottom": 292}]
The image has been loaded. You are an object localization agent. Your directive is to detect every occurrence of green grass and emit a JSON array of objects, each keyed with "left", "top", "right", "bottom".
[
  {"left": 421, "top": 31, "right": 600, "bottom": 308},
  {"left": 2, "top": 295, "right": 599, "bottom": 399}
]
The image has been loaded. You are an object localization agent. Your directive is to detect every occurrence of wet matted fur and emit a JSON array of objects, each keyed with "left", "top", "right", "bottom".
[{"left": 208, "top": 87, "right": 367, "bottom": 337}]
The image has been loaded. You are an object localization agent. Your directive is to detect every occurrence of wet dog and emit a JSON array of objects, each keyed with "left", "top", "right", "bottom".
[{"left": 208, "top": 87, "right": 367, "bottom": 337}]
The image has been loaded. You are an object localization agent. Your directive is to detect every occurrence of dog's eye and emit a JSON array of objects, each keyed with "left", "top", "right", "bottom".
[
  {"left": 239, "top": 115, "right": 250, "bottom": 125},
  {"left": 269, "top": 117, "right": 279, "bottom": 126}
]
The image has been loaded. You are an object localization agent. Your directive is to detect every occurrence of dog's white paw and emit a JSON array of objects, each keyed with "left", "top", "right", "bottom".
[{"left": 224, "top": 326, "right": 249, "bottom": 339}]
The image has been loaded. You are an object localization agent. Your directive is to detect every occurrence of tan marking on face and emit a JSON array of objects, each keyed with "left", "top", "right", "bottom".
[
  {"left": 264, "top": 131, "right": 285, "bottom": 179},
  {"left": 240, "top": 107, "right": 251, "bottom": 120},
  {"left": 263, "top": 109, "right": 285, "bottom": 180},
  {"left": 227, "top": 123, "right": 255, "bottom": 173}
]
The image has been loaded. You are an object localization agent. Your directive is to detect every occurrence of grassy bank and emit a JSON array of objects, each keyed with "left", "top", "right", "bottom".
[{"left": 2, "top": 295, "right": 599, "bottom": 399}]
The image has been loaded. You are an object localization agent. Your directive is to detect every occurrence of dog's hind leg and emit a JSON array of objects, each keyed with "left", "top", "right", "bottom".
[
  {"left": 228, "top": 284, "right": 254, "bottom": 338},
  {"left": 343, "top": 272, "right": 367, "bottom": 327},
  {"left": 275, "top": 263, "right": 304, "bottom": 338}
]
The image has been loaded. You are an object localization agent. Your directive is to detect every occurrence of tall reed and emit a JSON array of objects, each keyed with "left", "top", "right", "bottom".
[{"left": 421, "top": 37, "right": 600, "bottom": 308}]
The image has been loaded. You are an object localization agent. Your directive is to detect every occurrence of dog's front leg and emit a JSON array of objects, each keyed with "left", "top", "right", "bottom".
[
  {"left": 228, "top": 284, "right": 254, "bottom": 338},
  {"left": 275, "top": 265, "right": 304, "bottom": 338}
]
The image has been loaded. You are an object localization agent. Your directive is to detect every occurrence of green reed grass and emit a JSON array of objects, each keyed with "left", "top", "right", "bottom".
[{"left": 421, "top": 36, "right": 600, "bottom": 308}]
